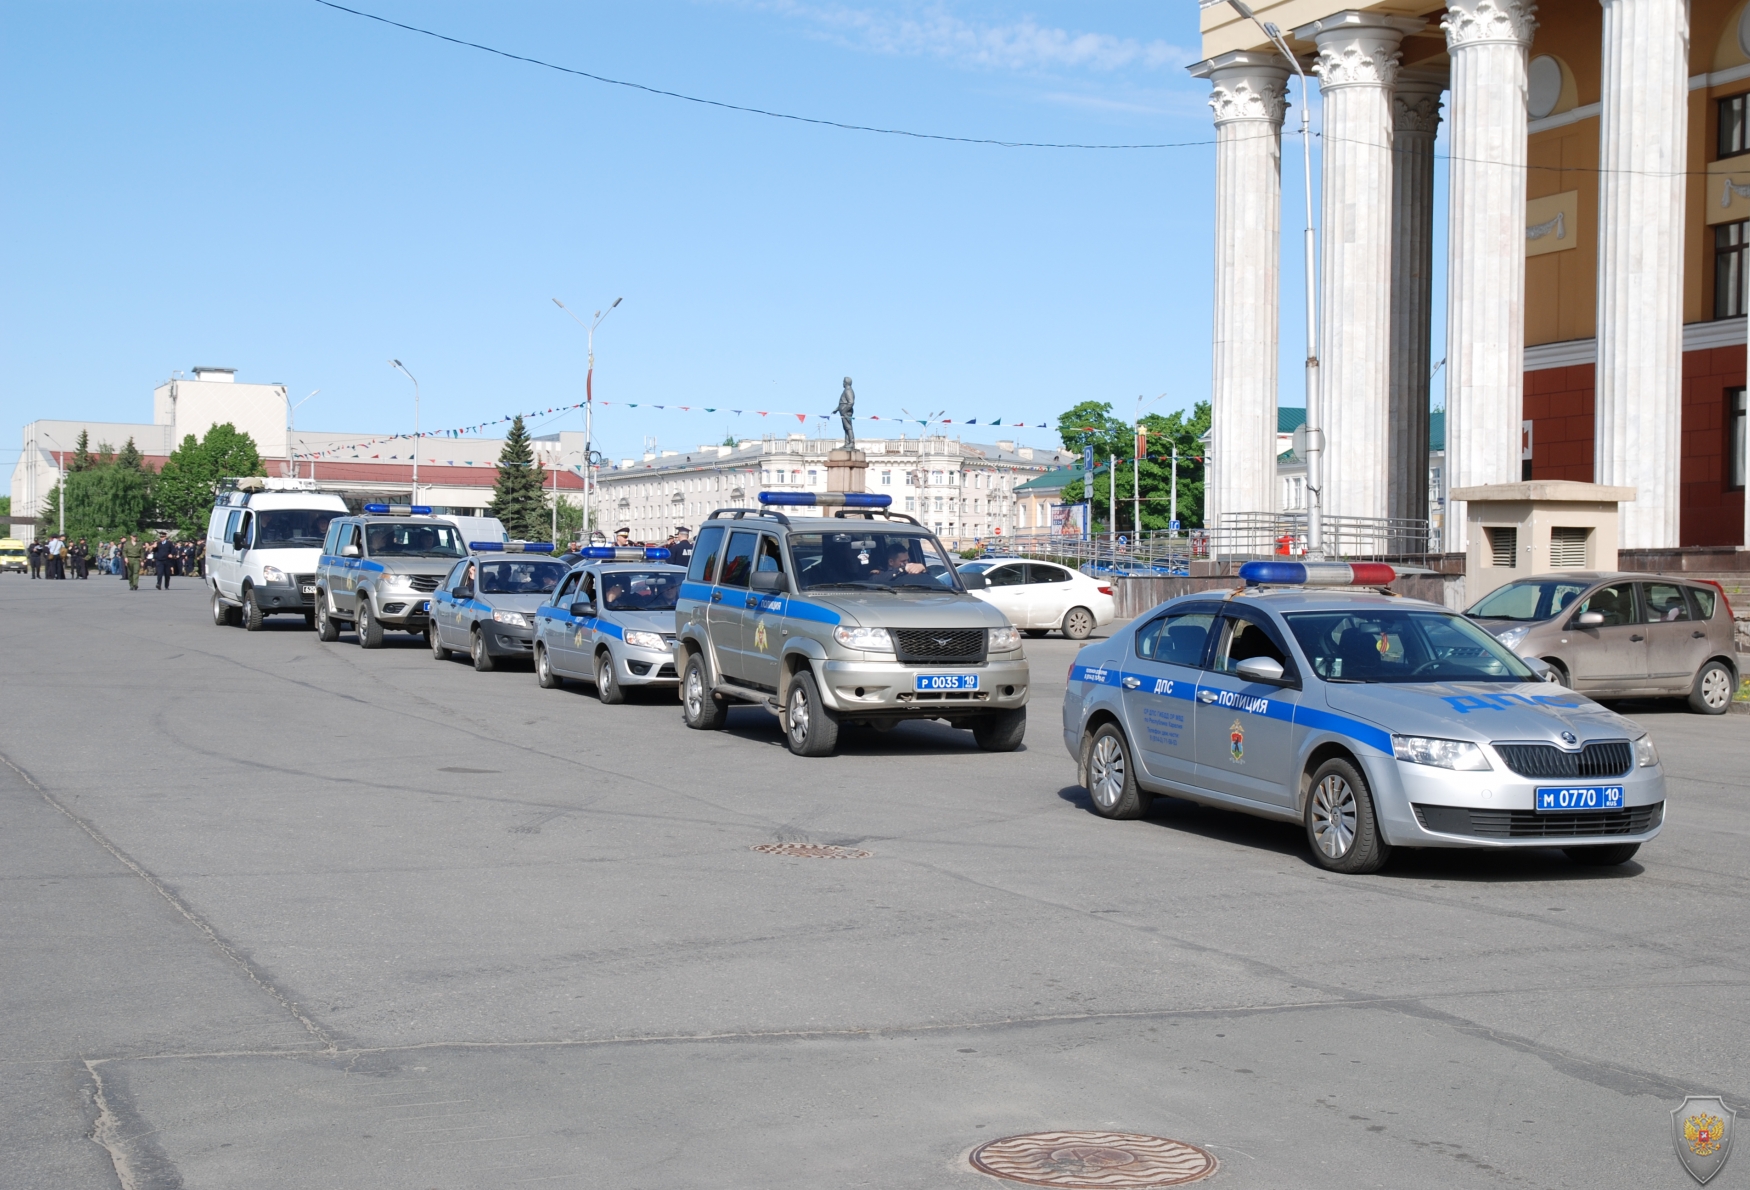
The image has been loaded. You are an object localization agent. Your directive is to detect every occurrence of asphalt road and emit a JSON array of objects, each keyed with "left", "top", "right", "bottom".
[{"left": 3, "top": 574, "right": 1746, "bottom": 1190}]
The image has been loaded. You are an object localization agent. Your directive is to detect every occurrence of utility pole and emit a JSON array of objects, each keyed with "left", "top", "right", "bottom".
[
  {"left": 1108, "top": 454, "right": 1117, "bottom": 551},
  {"left": 554, "top": 296, "right": 622, "bottom": 542},
  {"left": 389, "top": 361, "right": 421, "bottom": 505}
]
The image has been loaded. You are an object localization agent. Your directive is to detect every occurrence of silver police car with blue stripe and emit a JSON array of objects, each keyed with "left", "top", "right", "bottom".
[
  {"left": 532, "top": 547, "right": 686, "bottom": 703},
  {"left": 429, "top": 542, "right": 567, "bottom": 670},
  {"left": 1062, "top": 561, "right": 1665, "bottom": 873}
]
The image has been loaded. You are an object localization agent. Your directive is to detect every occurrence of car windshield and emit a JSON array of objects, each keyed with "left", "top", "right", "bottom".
[
  {"left": 789, "top": 531, "right": 962, "bottom": 592},
  {"left": 958, "top": 561, "right": 997, "bottom": 574},
  {"left": 1465, "top": 579, "right": 1591, "bottom": 622},
  {"left": 255, "top": 509, "right": 340, "bottom": 547},
  {"left": 597, "top": 570, "right": 682, "bottom": 611},
  {"left": 364, "top": 521, "right": 466, "bottom": 558},
  {"left": 478, "top": 560, "right": 566, "bottom": 595},
  {"left": 1285, "top": 609, "right": 1537, "bottom": 684}
]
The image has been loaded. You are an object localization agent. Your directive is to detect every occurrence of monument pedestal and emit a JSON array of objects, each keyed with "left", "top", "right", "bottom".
[{"left": 825, "top": 449, "right": 868, "bottom": 494}]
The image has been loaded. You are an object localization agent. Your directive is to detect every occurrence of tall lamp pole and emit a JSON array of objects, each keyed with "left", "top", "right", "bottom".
[
  {"left": 554, "top": 296, "right": 622, "bottom": 541},
  {"left": 286, "top": 389, "right": 319, "bottom": 480},
  {"left": 41, "top": 431, "right": 65, "bottom": 535},
  {"left": 1227, "top": 0, "right": 1323, "bottom": 557},
  {"left": 389, "top": 360, "right": 421, "bottom": 505}
]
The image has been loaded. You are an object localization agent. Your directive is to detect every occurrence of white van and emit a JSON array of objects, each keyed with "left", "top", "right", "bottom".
[{"left": 207, "top": 479, "right": 350, "bottom": 630}]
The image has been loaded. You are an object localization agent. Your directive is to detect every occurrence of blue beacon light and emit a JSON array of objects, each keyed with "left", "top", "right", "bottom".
[
  {"left": 470, "top": 541, "right": 554, "bottom": 554},
  {"left": 1238, "top": 561, "right": 1397, "bottom": 586},
  {"left": 363, "top": 503, "right": 433, "bottom": 515},
  {"left": 757, "top": 491, "right": 891, "bottom": 508},
  {"left": 580, "top": 546, "right": 672, "bottom": 561}
]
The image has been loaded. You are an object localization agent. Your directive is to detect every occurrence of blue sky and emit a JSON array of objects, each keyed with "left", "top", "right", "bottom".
[{"left": 0, "top": 1, "right": 1445, "bottom": 464}]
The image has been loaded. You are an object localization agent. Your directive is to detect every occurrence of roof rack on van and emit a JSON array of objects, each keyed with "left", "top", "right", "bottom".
[{"left": 706, "top": 507, "right": 792, "bottom": 527}]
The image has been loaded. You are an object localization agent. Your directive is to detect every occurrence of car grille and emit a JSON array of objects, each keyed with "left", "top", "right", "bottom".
[
  {"left": 892, "top": 628, "right": 986, "bottom": 665},
  {"left": 1414, "top": 802, "right": 1662, "bottom": 838},
  {"left": 406, "top": 574, "right": 443, "bottom": 593},
  {"left": 1494, "top": 741, "right": 1633, "bottom": 779},
  {"left": 293, "top": 573, "right": 315, "bottom": 588}
]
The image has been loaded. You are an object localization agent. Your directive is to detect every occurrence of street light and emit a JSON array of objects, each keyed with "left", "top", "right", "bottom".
[
  {"left": 389, "top": 361, "right": 421, "bottom": 505},
  {"left": 1227, "top": 0, "right": 1323, "bottom": 558},
  {"left": 553, "top": 296, "right": 622, "bottom": 540},
  {"left": 286, "top": 389, "right": 319, "bottom": 480},
  {"left": 40, "top": 430, "right": 65, "bottom": 535}
]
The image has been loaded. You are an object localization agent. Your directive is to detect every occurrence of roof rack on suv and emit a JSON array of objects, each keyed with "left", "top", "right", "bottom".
[
  {"left": 706, "top": 507, "right": 792, "bottom": 527},
  {"left": 832, "top": 509, "right": 924, "bottom": 526}
]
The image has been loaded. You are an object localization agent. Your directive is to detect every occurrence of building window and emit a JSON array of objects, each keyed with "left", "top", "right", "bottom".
[
  {"left": 1731, "top": 387, "right": 1747, "bottom": 489},
  {"left": 904, "top": 497, "right": 915, "bottom": 512},
  {"left": 881, "top": 470, "right": 891, "bottom": 485},
  {"left": 1721, "top": 93, "right": 1750, "bottom": 158},
  {"left": 1718, "top": 222, "right": 1750, "bottom": 318}
]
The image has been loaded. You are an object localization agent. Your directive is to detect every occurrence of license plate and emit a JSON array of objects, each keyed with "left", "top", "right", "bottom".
[
  {"left": 300, "top": 584, "right": 315, "bottom": 595},
  {"left": 916, "top": 673, "right": 978, "bottom": 691},
  {"left": 1535, "top": 785, "right": 1625, "bottom": 812},
  {"left": 419, "top": 601, "right": 431, "bottom": 613}
]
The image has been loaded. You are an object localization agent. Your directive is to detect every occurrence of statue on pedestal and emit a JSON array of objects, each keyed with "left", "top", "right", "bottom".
[{"left": 837, "top": 377, "right": 856, "bottom": 451}]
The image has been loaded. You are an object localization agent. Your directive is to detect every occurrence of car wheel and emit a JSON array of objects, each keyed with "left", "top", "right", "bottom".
[
  {"left": 471, "top": 627, "right": 495, "bottom": 671},
  {"left": 357, "top": 600, "right": 383, "bottom": 649},
  {"left": 1304, "top": 758, "right": 1391, "bottom": 874},
  {"left": 596, "top": 651, "right": 624, "bottom": 703},
  {"left": 1544, "top": 658, "right": 1570, "bottom": 688},
  {"left": 785, "top": 669, "right": 839, "bottom": 757},
  {"left": 1062, "top": 606, "right": 1096, "bottom": 640},
  {"left": 1689, "top": 659, "right": 1733, "bottom": 715},
  {"left": 682, "top": 653, "right": 728, "bottom": 729},
  {"left": 429, "top": 625, "right": 450, "bottom": 661},
  {"left": 1563, "top": 843, "right": 1642, "bottom": 866},
  {"left": 242, "top": 587, "right": 264, "bottom": 631},
  {"left": 315, "top": 596, "right": 339, "bottom": 642},
  {"left": 535, "top": 643, "right": 562, "bottom": 688},
  {"left": 1082, "top": 723, "right": 1144, "bottom": 819},
  {"left": 210, "top": 587, "right": 234, "bottom": 627},
  {"left": 303, "top": 609, "right": 316, "bottom": 630},
  {"left": 972, "top": 707, "right": 1027, "bottom": 752}
]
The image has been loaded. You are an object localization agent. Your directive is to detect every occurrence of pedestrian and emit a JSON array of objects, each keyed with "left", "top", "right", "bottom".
[
  {"left": 151, "top": 531, "right": 173, "bottom": 590},
  {"left": 193, "top": 538, "right": 206, "bottom": 579},
  {"left": 122, "top": 535, "right": 144, "bottom": 590},
  {"left": 47, "top": 534, "right": 65, "bottom": 579},
  {"left": 28, "top": 539, "right": 43, "bottom": 579},
  {"left": 667, "top": 525, "right": 695, "bottom": 572},
  {"left": 614, "top": 527, "right": 632, "bottom": 547},
  {"left": 73, "top": 537, "right": 90, "bottom": 579}
]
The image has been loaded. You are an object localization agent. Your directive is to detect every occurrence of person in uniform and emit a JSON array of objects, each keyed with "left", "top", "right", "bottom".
[
  {"left": 28, "top": 539, "right": 43, "bottom": 579},
  {"left": 151, "top": 531, "right": 173, "bottom": 590},
  {"left": 667, "top": 526, "right": 694, "bottom": 573},
  {"left": 73, "top": 538, "right": 90, "bottom": 579},
  {"left": 46, "top": 534, "right": 65, "bottom": 579},
  {"left": 122, "top": 535, "right": 144, "bottom": 590},
  {"left": 613, "top": 527, "right": 631, "bottom": 548}
]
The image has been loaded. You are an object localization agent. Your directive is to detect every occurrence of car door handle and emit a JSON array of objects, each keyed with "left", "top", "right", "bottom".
[
  {"left": 1197, "top": 689, "right": 1218, "bottom": 704},
  {"left": 745, "top": 596, "right": 759, "bottom": 608},
  {"left": 710, "top": 591, "right": 722, "bottom": 603},
  {"left": 1629, "top": 634, "right": 1644, "bottom": 642},
  {"left": 1121, "top": 676, "right": 1141, "bottom": 689},
  {"left": 1692, "top": 630, "right": 1706, "bottom": 638}
]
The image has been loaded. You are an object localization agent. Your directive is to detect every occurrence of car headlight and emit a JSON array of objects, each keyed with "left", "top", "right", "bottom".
[
  {"left": 833, "top": 625, "right": 893, "bottom": 651},
  {"left": 383, "top": 573, "right": 417, "bottom": 590},
  {"left": 1494, "top": 625, "right": 1531, "bottom": 650},
  {"left": 623, "top": 630, "right": 666, "bottom": 650},
  {"left": 1392, "top": 735, "right": 1492, "bottom": 770},
  {"left": 260, "top": 565, "right": 289, "bottom": 584},
  {"left": 988, "top": 625, "right": 1022, "bottom": 651},
  {"left": 1635, "top": 734, "right": 1659, "bottom": 768},
  {"left": 491, "top": 610, "right": 530, "bottom": 628}
]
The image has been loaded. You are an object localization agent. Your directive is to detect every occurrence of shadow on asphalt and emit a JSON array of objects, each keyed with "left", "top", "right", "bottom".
[{"left": 722, "top": 708, "right": 1009, "bottom": 755}]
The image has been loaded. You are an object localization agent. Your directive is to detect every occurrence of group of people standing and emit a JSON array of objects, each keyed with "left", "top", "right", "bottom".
[
  {"left": 28, "top": 532, "right": 200, "bottom": 590},
  {"left": 561, "top": 525, "right": 696, "bottom": 572},
  {"left": 27, "top": 535, "right": 90, "bottom": 579}
]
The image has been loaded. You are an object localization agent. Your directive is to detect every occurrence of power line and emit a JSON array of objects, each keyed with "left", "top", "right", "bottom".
[{"left": 310, "top": 0, "right": 1217, "bottom": 152}]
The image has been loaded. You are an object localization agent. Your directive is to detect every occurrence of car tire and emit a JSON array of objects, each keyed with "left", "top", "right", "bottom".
[
  {"left": 357, "top": 600, "right": 383, "bottom": 649},
  {"left": 1563, "top": 843, "right": 1642, "bottom": 866},
  {"left": 1689, "top": 659, "right": 1733, "bottom": 715},
  {"left": 242, "top": 587, "right": 264, "bottom": 631},
  {"left": 1304, "top": 757, "right": 1392, "bottom": 874},
  {"left": 303, "top": 609, "right": 316, "bottom": 630},
  {"left": 1062, "top": 606, "right": 1096, "bottom": 640},
  {"left": 535, "top": 643, "right": 562, "bottom": 688},
  {"left": 784, "top": 669, "right": 839, "bottom": 757},
  {"left": 210, "top": 587, "right": 235, "bottom": 627},
  {"left": 1082, "top": 723, "right": 1145, "bottom": 819},
  {"left": 596, "top": 651, "right": 624, "bottom": 704},
  {"left": 1544, "top": 658, "right": 1570, "bottom": 688},
  {"left": 315, "top": 597, "right": 339, "bottom": 642},
  {"left": 682, "top": 653, "right": 728, "bottom": 729},
  {"left": 972, "top": 707, "right": 1027, "bottom": 752},
  {"left": 430, "top": 625, "right": 450, "bottom": 661},
  {"left": 1023, "top": 628, "right": 1048, "bottom": 639},
  {"left": 471, "top": 627, "right": 495, "bottom": 671}
]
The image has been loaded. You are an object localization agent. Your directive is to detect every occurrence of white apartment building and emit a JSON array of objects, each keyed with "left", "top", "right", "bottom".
[{"left": 596, "top": 434, "right": 1072, "bottom": 547}]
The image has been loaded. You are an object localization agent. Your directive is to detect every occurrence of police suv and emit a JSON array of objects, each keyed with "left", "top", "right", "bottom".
[
  {"left": 674, "top": 492, "right": 1029, "bottom": 757},
  {"left": 1064, "top": 561, "right": 1666, "bottom": 874},
  {"left": 312, "top": 504, "right": 468, "bottom": 647}
]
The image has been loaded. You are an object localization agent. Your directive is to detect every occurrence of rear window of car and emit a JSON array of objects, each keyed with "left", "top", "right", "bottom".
[{"left": 1689, "top": 585, "right": 1717, "bottom": 620}]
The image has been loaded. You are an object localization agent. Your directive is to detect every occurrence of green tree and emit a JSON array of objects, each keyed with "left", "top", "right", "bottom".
[
  {"left": 70, "top": 430, "right": 95, "bottom": 473},
  {"left": 154, "top": 423, "right": 264, "bottom": 536},
  {"left": 65, "top": 465, "right": 152, "bottom": 540},
  {"left": 117, "top": 437, "right": 143, "bottom": 470},
  {"left": 1058, "top": 400, "right": 1213, "bottom": 531},
  {"left": 490, "top": 416, "right": 548, "bottom": 540}
]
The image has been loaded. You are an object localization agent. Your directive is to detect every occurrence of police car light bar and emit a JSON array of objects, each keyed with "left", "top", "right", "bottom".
[
  {"left": 580, "top": 546, "right": 672, "bottom": 561},
  {"left": 363, "top": 503, "right": 432, "bottom": 516},
  {"left": 758, "top": 491, "right": 891, "bottom": 509},
  {"left": 470, "top": 541, "right": 554, "bottom": 553},
  {"left": 1238, "top": 561, "right": 1397, "bottom": 586}
]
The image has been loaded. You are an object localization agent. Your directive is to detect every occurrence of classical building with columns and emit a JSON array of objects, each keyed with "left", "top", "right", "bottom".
[{"left": 1193, "top": 0, "right": 1750, "bottom": 554}]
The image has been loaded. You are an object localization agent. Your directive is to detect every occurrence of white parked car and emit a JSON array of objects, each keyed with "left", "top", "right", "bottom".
[{"left": 959, "top": 558, "right": 1116, "bottom": 640}]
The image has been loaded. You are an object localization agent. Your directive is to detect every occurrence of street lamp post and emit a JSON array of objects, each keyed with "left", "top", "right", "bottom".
[
  {"left": 41, "top": 431, "right": 65, "bottom": 535},
  {"left": 286, "top": 389, "right": 319, "bottom": 480},
  {"left": 554, "top": 296, "right": 622, "bottom": 541},
  {"left": 1227, "top": 0, "right": 1323, "bottom": 558},
  {"left": 1133, "top": 392, "right": 1168, "bottom": 541},
  {"left": 389, "top": 361, "right": 421, "bottom": 505}
]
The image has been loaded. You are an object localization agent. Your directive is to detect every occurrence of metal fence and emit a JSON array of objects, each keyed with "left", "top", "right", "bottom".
[{"left": 980, "top": 512, "right": 1435, "bottom": 572}]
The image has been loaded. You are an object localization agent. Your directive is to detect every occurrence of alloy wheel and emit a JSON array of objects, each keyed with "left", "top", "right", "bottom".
[
  {"left": 788, "top": 684, "right": 810, "bottom": 745},
  {"left": 1088, "top": 733, "right": 1126, "bottom": 810},
  {"left": 1701, "top": 666, "right": 1731, "bottom": 710},
  {"left": 685, "top": 666, "right": 704, "bottom": 719},
  {"left": 1310, "top": 774, "right": 1358, "bottom": 859}
]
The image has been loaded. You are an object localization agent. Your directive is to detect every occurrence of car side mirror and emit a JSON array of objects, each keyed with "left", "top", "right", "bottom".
[
  {"left": 341, "top": 543, "right": 360, "bottom": 558},
  {"left": 1524, "top": 657, "right": 1558, "bottom": 683},
  {"left": 1575, "top": 611, "right": 1604, "bottom": 627},
  {"left": 750, "top": 570, "right": 787, "bottom": 593},
  {"left": 1235, "top": 656, "right": 1286, "bottom": 683},
  {"left": 962, "top": 572, "right": 990, "bottom": 590},
  {"left": 232, "top": 531, "right": 248, "bottom": 551},
  {"left": 570, "top": 599, "right": 595, "bottom": 617}
]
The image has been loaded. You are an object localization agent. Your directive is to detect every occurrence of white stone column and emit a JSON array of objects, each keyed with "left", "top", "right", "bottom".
[
  {"left": 1296, "top": 11, "right": 1424, "bottom": 525},
  {"left": 1190, "top": 51, "right": 1291, "bottom": 527},
  {"left": 1388, "top": 69, "right": 1445, "bottom": 531},
  {"left": 1441, "top": 0, "right": 1537, "bottom": 552},
  {"left": 1595, "top": 0, "right": 1688, "bottom": 550}
]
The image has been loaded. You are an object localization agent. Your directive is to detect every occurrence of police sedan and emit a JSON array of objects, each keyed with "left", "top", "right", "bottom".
[
  {"left": 428, "top": 544, "right": 566, "bottom": 670},
  {"left": 1063, "top": 561, "right": 1665, "bottom": 874},
  {"left": 532, "top": 547, "right": 684, "bottom": 703}
]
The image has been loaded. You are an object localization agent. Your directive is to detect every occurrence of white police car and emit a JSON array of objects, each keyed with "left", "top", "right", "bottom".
[
  {"left": 531, "top": 547, "right": 684, "bottom": 703},
  {"left": 1063, "top": 561, "right": 1666, "bottom": 874}
]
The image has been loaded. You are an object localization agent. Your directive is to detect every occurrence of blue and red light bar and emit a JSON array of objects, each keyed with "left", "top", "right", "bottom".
[
  {"left": 363, "top": 503, "right": 432, "bottom": 515},
  {"left": 758, "top": 491, "right": 891, "bottom": 509},
  {"left": 470, "top": 541, "right": 554, "bottom": 554},
  {"left": 581, "top": 546, "right": 672, "bottom": 561},
  {"left": 1238, "top": 561, "right": 1397, "bottom": 586}
]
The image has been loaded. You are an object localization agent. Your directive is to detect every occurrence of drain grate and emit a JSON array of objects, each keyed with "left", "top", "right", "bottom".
[
  {"left": 970, "top": 1132, "right": 1217, "bottom": 1188},
  {"left": 751, "top": 842, "right": 871, "bottom": 859}
]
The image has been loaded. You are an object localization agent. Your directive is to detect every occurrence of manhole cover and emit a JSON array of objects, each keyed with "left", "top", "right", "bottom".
[
  {"left": 750, "top": 843, "right": 871, "bottom": 859},
  {"left": 970, "top": 1132, "right": 1217, "bottom": 1188}
]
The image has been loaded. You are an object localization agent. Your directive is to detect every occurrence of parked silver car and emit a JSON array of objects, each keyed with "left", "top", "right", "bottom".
[
  {"left": 1465, "top": 572, "right": 1738, "bottom": 713},
  {"left": 429, "top": 553, "right": 569, "bottom": 670}
]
